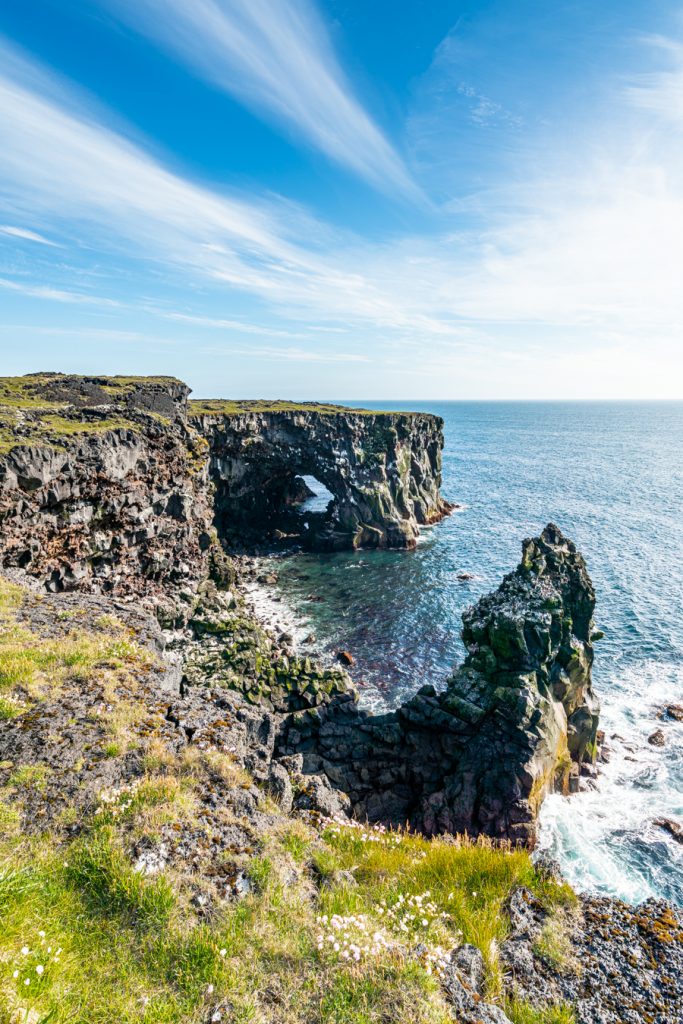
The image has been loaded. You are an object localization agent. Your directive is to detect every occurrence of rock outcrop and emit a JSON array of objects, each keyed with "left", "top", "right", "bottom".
[
  {"left": 0, "top": 374, "right": 215, "bottom": 621},
  {"left": 500, "top": 878, "right": 683, "bottom": 1023},
  {"left": 0, "top": 378, "right": 451, "bottom": 616},
  {"left": 189, "top": 401, "right": 452, "bottom": 550},
  {"left": 280, "top": 524, "right": 601, "bottom": 846}
]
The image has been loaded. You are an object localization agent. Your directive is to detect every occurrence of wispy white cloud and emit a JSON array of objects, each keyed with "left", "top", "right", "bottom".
[
  {"left": 158, "top": 310, "right": 310, "bottom": 339},
  {"left": 626, "top": 35, "right": 683, "bottom": 127},
  {"left": 99, "top": 0, "right": 417, "bottom": 198},
  {"left": 2, "top": 31, "right": 683, "bottom": 397},
  {"left": 199, "top": 344, "right": 369, "bottom": 363},
  {"left": 0, "top": 224, "right": 60, "bottom": 246},
  {"left": 0, "top": 43, "right": 445, "bottom": 335},
  {"left": 0, "top": 324, "right": 175, "bottom": 344},
  {"left": 0, "top": 276, "right": 120, "bottom": 305}
]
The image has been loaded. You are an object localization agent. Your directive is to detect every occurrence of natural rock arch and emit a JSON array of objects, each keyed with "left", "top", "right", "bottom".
[{"left": 189, "top": 403, "right": 452, "bottom": 550}]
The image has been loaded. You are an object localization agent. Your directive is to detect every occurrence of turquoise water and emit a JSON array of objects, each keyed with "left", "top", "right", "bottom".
[{"left": 265, "top": 401, "right": 683, "bottom": 904}]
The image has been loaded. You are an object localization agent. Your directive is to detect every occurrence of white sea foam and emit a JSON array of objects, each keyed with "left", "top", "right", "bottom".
[{"left": 538, "top": 660, "right": 683, "bottom": 903}]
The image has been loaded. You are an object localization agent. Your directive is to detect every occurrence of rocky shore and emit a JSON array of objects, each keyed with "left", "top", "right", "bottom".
[{"left": 0, "top": 373, "right": 680, "bottom": 1023}]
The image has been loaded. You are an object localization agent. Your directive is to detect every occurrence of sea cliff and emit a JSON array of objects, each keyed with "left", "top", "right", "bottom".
[{"left": 0, "top": 373, "right": 680, "bottom": 1024}]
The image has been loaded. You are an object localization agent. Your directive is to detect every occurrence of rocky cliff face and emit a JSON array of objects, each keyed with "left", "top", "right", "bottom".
[
  {"left": 280, "top": 524, "right": 601, "bottom": 846},
  {"left": 0, "top": 374, "right": 215, "bottom": 622},
  {"left": 189, "top": 401, "right": 452, "bottom": 550},
  {"left": 0, "top": 379, "right": 451, "bottom": 619}
]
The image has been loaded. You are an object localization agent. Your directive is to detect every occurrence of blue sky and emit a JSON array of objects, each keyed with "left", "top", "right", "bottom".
[{"left": 1, "top": 0, "right": 682, "bottom": 398}]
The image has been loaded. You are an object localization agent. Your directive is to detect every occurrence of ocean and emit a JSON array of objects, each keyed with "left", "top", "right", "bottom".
[{"left": 255, "top": 401, "right": 683, "bottom": 905}]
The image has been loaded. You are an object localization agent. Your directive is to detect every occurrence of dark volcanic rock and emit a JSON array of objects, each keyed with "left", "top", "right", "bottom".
[
  {"left": 280, "top": 524, "right": 600, "bottom": 846},
  {"left": 0, "top": 377, "right": 452, "bottom": 617},
  {"left": 500, "top": 889, "right": 683, "bottom": 1024},
  {"left": 0, "top": 374, "right": 214, "bottom": 623},
  {"left": 189, "top": 403, "right": 453, "bottom": 551},
  {"left": 654, "top": 818, "right": 683, "bottom": 845}
]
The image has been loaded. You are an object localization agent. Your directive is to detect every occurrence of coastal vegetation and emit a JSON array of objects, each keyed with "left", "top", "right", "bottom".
[
  {"left": 0, "top": 576, "right": 575, "bottom": 1024},
  {"left": 188, "top": 399, "right": 406, "bottom": 417}
]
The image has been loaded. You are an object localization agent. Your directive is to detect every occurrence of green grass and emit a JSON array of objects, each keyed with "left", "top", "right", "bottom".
[
  {"left": 532, "top": 910, "right": 578, "bottom": 972},
  {"left": 312, "top": 823, "right": 573, "bottom": 996},
  {"left": 65, "top": 827, "right": 175, "bottom": 926},
  {"left": 504, "top": 996, "right": 576, "bottom": 1024},
  {"left": 0, "top": 579, "right": 156, "bottom": 705},
  {"left": 188, "top": 399, "right": 411, "bottom": 417},
  {"left": 0, "top": 814, "right": 576, "bottom": 1024}
]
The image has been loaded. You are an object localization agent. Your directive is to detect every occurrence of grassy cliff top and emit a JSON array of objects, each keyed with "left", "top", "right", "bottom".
[
  {"left": 188, "top": 398, "right": 411, "bottom": 417},
  {"left": 0, "top": 376, "right": 429, "bottom": 455},
  {"left": 0, "top": 374, "right": 185, "bottom": 454},
  {"left": 0, "top": 374, "right": 183, "bottom": 410}
]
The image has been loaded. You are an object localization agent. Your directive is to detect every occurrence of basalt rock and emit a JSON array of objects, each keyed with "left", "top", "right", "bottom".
[
  {"left": 499, "top": 886, "right": 683, "bottom": 1023},
  {"left": 280, "top": 524, "right": 601, "bottom": 846},
  {"left": 0, "top": 378, "right": 452, "bottom": 619},
  {"left": 189, "top": 402, "right": 452, "bottom": 550},
  {"left": 0, "top": 374, "right": 214, "bottom": 622}
]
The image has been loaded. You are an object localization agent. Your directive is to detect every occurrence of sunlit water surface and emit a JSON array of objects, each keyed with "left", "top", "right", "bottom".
[{"left": 257, "top": 401, "right": 683, "bottom": 904}]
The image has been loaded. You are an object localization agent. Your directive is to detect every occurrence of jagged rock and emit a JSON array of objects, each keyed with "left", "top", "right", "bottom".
[
  {"left": 450, "top": 944, "right": 486, "bottom": 993},
  {"left": 654, "top": 817, "right": 683, "bottom": 844},
  {"left": 266, "top": 762, "right": 294, "bottom": 813},
  {"left": 501, "top": 895, "right": 683, "bottom": 1024},
  {"left": 293, "top": 772, "right": 351, "bottom": 817},
  {"left": 649, "top": 729, "right": 666, "bottom": 747},
  {"left": 506, "top": 887, "right": 546, "bottom": 938},
  {"left": 0, "top": 374, "right": 214, "bottom": 619},
  {"left": 442, "top": 946, "right": 513, "bottom": 1023},
  {"left": 281, "top": 524, "right": 600, "bottom": 845},
  {"left": 0, "top": 376, "right": 452, "bottom": 616}
]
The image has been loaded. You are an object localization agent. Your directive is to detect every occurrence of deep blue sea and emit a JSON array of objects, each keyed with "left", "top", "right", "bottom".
[{"left": 256, "top": 401, "right": 683, "bottom": 905}]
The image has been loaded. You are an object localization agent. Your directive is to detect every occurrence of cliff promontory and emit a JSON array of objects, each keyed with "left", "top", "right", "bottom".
[
  {"left": 280, "top": 524, "right": 601, "bottom": 847},
  {"left": 189, "top": 399, "right": 452, "bottom": 550}
]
